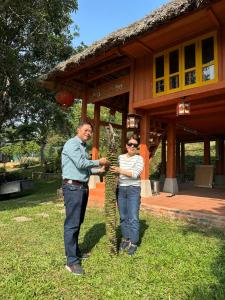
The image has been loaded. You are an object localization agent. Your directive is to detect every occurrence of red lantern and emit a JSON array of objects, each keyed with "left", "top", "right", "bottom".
[{"left": 55, "top": 91, "right": 74, "bottom": 107}]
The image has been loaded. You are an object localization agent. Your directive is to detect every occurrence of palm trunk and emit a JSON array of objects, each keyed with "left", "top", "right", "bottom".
[{"left": 105, "top": 148, "right": 118, "bottom": 255}]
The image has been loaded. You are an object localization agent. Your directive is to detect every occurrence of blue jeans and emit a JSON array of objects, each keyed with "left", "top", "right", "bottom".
[
  {"left": 62, "top": 183, "right": 89, "bottom": 265},
  {"left": 117, "top": 186, "right": 141, "bottom": 245}
]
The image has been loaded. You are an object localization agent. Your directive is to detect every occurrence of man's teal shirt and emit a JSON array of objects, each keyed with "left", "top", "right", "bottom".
[{"left": 61, "top": 136, "right": 100, "bottom": 182}]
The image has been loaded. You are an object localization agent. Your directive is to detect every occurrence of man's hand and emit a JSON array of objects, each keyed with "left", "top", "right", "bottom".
[{"left": 99, "top": 157, "right": 110, "bottom": 166}]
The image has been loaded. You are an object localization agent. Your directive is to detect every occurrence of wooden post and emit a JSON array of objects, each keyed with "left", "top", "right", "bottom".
[
  {"left": 140, "top": 113, "right": 150, "bottom": 180},
  {"left": 81, "top": 86, "right": 88, "bottom": 121},
  {"left": 180, "top": 142, "right": 185, "bottom": 180},
  {"left": 161, "top": 138, "right": 166, "bottom": 178},
  {"left": 204, "top": 139, "right": 211, "bottom": 165},
  {"left": 176, "top": 141, "right": 181, "bottom": 176},
  {"left": 128, "top": 60, "right": 135, "bottom": 114},
  {"left": 121, "top": 111, "right": 127, "bottom": 153},
  {"left": 167, "top": 123, "right": 176, "bottom": 178},
  {"left": 215, "top": 138, "right": 225, "bottom": 185},
  {"left": 92, "top": 103, "right": 100, "bottom": 160},
  {"left": 163, "top": 122, "right": 178, "bottom": 193},
  {"left": 139, "top": 113, "right": 152, "bottom": 197},
  {"left": 216, "top": 138, "right": 224, "bottom": 175},
  {"left": 89, "top": 103, "right": 101, "bottom": 189}
]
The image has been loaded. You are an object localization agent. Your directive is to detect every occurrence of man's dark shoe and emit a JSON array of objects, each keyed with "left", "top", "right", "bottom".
[
  {"left": 65, "top": 263, "right": 84, "bottom": 275},
  {"left": 127, "top": 244, "right": 138, "bottom": 256},
  {"left": 119, "top": 239, "right": 130, "bottom": 251}
]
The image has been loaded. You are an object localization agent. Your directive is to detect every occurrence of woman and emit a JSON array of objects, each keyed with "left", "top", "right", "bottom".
[{"left": 111, "top": 135, "right": 144, "bottom": 255}]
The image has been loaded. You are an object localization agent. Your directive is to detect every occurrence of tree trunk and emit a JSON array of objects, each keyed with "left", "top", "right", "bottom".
[{"left": 40, "top": 141, "right": 46, "bottom": 168}]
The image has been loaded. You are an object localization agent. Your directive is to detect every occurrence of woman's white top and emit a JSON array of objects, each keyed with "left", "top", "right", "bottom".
[{"left": 118, "top": 154, "right": 144, "bottom": 187}]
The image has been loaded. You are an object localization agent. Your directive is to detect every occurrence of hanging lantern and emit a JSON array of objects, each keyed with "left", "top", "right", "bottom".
[
  {"left": 126, "top": 113, "right": 141, "bottom": 129},
  {"left": 176, "top": 101, "right": 190, "bottom": 116},
  {"left": 55, "top": 91, "right": 74, "bottom": 107}
]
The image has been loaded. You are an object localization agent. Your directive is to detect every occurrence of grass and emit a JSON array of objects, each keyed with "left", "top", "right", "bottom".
[{"left": 0, "top": 180, "right": 225, "bottom": 300}]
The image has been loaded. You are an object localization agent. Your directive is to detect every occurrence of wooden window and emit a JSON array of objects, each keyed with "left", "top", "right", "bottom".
[
  {"left": 169, "top": 49, "right": 179, "bottom": 90},
  {"left": 184, "top": 43, "right": 196, "bottom": 86},
  {"left": 201, "top": 36, "right": 215, "bottom": 82},
  {"left": 153, "top": 32, "right": 218, "bottom": 96},
  {"left": 155, "top": 55, "right": 165, "bottom": 94}
]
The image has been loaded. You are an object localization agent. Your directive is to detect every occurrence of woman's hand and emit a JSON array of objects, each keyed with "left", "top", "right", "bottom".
[{"left": 110, "top": 166, "right": 120, "bottom": 173}]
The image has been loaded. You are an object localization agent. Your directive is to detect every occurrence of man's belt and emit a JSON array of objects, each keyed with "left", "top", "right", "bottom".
[{"left": 63, "top": 179, "right": 88, "bottom": 187}]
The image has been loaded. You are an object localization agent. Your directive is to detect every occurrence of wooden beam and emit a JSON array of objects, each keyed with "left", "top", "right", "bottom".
[
  {"left": 88, "top": 75, "right": 129, "bottom": 103},
  {"left": 207, "top": 7, "right": 221, "bottom": 28},
  {"left": 99, "top": 120, "right": 123, "bottom": 129},
  {"left": 133, "top": 80, "right": 225, "bottom": 110},
  {"left": 135, "top": 39, "right": 153, "bottom": 53},
  {"left": 87, "top": 60, "right": 131, "bottom": 82}
]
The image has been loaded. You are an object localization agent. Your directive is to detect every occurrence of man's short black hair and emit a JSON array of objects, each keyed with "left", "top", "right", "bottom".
[{"left": 77, "top": 120, "right": 93, "bottom": 130}]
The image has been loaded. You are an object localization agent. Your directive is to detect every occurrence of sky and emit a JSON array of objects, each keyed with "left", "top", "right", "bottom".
[{"left": 71, "top": 0, "right": 168, "bottom": 48}]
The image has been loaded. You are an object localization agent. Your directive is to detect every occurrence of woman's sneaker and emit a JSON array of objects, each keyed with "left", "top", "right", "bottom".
[
  {"left": 119, "top": 239, "right": 130, "bottom": 251},
  {"left": 127, "top": 244, "right": 137, "bottom": 255}
]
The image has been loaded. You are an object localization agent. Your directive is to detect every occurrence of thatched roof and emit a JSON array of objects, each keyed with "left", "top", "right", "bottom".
[{"left": 42, "top": 0, "right": 209, "bottom": 81}]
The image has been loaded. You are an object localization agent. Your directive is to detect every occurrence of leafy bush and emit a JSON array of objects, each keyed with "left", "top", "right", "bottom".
[{"left": 0, "top": 141, "right": 40, "bottom": 165}]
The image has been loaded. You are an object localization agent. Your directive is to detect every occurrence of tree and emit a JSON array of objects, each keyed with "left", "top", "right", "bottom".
[{"left": 0, "top": 0, "right": 79, "bottom": 127}]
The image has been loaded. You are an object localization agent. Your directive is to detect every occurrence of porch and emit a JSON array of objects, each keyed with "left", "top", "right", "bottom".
[{"left": 88, "top": 182, "right": 225, "bottom": 229}]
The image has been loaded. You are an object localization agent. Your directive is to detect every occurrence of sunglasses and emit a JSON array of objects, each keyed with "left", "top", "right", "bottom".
[{"left": 127, "top": 143, "right": 138, "bottom": 148}]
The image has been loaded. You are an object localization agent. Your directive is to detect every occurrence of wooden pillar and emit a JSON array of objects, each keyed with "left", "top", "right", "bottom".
[
  {"left": 163, "top": 122, "right": 178, "bottom": 193},
  {"left": 121, "top": 111, "right": 127, "bottom": 153},
  {"left": 161, "top": 138, "right": 166, "bottom": 177},
  {"left": 216, "top": 138, "right": 224, "bottom": 175},
  {"left": 92, "top": 104, "right": 100, "bottom": 160},
  {"left": 204, "top": 139, "right": 211, "bottom": 165},
  {"left": 180, "top": 142, "right": 185, "bottom": 178},
  {"left": 128, "top": 59, "right": 135, "bottom": 114},
  {"left": 176, "top": 141, "right": 181, "bottom": 175},
  {"left": 139, "top": 113, "right": 152, "bottom": 197},
  {"left": 140, "top": 113, "right": 150, "bottom": 180},
  {"left": 215, "top": 138, "right": 225, "bottom": 185},
  {"left": 167, "top": 123, "right": 176, "bottom": 178},
  {"left": 81, "top": 87, "right": 88, "bottom": 120}
]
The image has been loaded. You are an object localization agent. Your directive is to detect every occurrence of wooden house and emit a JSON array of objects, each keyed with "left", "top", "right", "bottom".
[{"left": 40, "top": 0, "right": 225, "bottom": 196}]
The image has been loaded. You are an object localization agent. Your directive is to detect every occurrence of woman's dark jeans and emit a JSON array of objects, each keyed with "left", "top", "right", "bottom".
[
  {"left": 117, "top": 185, "right": 141, "bottom": 245},
  {"left": 63, "top": 183, "right": 88, "bottom": 265}
]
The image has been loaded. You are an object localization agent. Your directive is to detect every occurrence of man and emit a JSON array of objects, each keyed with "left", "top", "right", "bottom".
[{"left": 62, "top": 120, "right": 109, "bottom": 275}]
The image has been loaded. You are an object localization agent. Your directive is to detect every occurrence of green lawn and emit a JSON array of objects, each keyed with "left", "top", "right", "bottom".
[{"left": 0, "top": 180, "right": 225, "bottom": 300}]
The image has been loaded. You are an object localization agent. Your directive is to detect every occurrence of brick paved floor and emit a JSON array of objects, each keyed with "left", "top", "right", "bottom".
[{"left": 88, "top": 182, "right": 225, "bottom": 228}]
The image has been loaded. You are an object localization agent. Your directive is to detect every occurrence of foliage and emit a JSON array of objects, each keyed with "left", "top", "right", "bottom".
[
  {"left": 0, "top": 0, "right": 88, "bottom": 168},
  {"left": 0, "top": 0, "right": 79, "bottom": 127},
  {"left": 0, "top": 181, "right": 225, "bottom": 299},
  {"left": 0, "top": 141, "right": 40, "bottom": 167}
]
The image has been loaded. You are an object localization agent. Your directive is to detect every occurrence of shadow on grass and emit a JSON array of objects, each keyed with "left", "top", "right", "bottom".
[
  {"left": 80, "top": 218, "right": 149, "bottom": 253},
  {"left": 182, "top": 224, "right": 225, "bottom": 299},
  {"left": 80, "top": 223, "right": 106, "bottom": 253},
  {"left": 115, "top": 218, "right": 149, "bottom": 247},
  {"left": 0, "top": 179, "right": 61, "bottom": 211}
]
